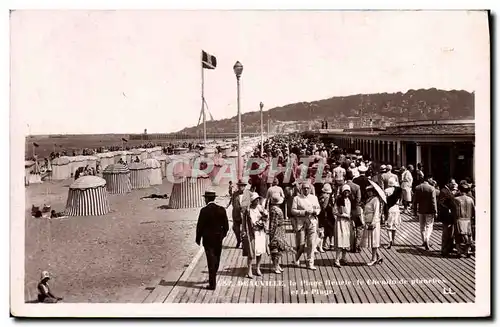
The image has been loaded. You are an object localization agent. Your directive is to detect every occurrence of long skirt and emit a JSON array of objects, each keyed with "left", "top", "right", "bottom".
[
  {"left": 334, "top": 217, "right": 351, "bottom": 249},
  {"left": 242, "top": 229, "right": 267, "bottom": 259},
  {"left": 268, "top": 205, "right": 286, "bottom": 260},
  {"left": 402, "top": 187, "right": 412, "bottom": 202},
  {"left": 319, "top": 211, "right": 335, "bottom": 238},
  {"left": 361, "top": 222, "right": 381, "bottom": 248},
  {"left": 386, "top": 206, "right": 401, "bottom": 231}
]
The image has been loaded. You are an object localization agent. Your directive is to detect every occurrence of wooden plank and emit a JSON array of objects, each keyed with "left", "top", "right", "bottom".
[
  {"left": 401, "top": 221, "right": 475, "bottom": 302},
  {"left": 262, "top": 249, "right": 273, "bottom": 303},
  {"left": 229, "top": 250, "right": 246, "bottom": 303},
  {"left": 385, "top": 214, "right": 462, "bottom": 303},
  {"left": 352, "top": 248, "right": 388, "bottom": 303},
  {"left": 315, "top": 250, "right": 337, "bottom": 303},
  {"left": 377, "top": 221, "right": 444, "bottom": 303},
  {"left": 281, "top": 248, "right": 292, "bottom": 303},
  {"left": 206, "top": 233, "right": 236, "bottom": 303},
  {"left": 311, "top": 251, "right": 326, "bottom": 303},
  {"left": 332, "top": 250, "right": 356, "bottom": 303},
  {"left": 404, "top": 218, "right": 476, "bottom": 282},
  {"left": 127, "top": 276, "right": 162, "bottom": 303},
  {"left": 219, "top": 233, "right": 241, "bottom": 303},
  {"left": 343, "top": 250, "right": 376, "bottom": 303},
  {"left": 373, "top": 242, "right": 426, "bottom": 303},
  {"left": 401, "top": 216, "right": 476, "bottom": 292},
  {"left": 336, "top": 251, "right": 362, "bottom": 303},
  {"left": 226, "top": 244, "right": 246, "bottom": 303},
  {"left": 142, "top": 269, "right": 184, "bottom": 303},
  {"left": 275, "top": 254, "right": 284, "bottom": 303},
  {"left": 284, "top": 226, "right": 299, "bottom": 303},
  {"left": 321, "top": 249, "right": 344, "bottom": 303}
]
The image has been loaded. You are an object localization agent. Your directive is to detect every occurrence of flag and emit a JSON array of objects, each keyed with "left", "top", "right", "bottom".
[
  {"left": 121, "top": 138, "right": 128, "bottom": 143},
  {"left": 202, "top": 50, "right": 217, "bottom": 69},
  {"left": 33, "top": 142, "right": 39, "bottom": 147}
]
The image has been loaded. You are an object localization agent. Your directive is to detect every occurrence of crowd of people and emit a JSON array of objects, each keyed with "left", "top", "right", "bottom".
[{"left": 196, "top": 134, "right": 476, "bottom": 291}]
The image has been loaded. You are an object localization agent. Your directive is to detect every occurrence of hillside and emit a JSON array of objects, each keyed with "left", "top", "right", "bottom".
[{"left": 175, "top": 88, "right": 474, "bottom": 133}]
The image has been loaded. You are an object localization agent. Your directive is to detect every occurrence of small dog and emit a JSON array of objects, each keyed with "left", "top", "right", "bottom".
[{"left": 317, "top": 227, "right": 325, "bottom": 239}]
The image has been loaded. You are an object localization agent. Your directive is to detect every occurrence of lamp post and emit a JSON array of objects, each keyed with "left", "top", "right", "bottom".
[
  {"left": 233, "top": 61, "right": 243, "bottom": 180},
  {"left": 260, "top": 102, "right": 264, "bottom": 156}
]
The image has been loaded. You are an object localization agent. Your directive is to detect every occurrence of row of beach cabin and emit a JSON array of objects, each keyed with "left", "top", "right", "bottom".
[{"left": 27, "top": 137, "right": 264, "bottom": 217}]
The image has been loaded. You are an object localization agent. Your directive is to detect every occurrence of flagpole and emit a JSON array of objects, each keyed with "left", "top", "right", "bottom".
[{"left": 201, "top": 52, "right": 206, "bottom": 146}]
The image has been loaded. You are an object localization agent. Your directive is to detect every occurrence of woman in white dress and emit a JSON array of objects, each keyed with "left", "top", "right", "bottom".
[
  {"left": 333, "top": 184, "right": 352, "bottom": 268},
  {"left": 385, "top": 177, "right": 402, "bottom": 249},
  {"left": 362, "top": 185, "right": 383, "bottom": 266},
  {"left": 242, "top": 192, "right": 269, "bottom": 278}
]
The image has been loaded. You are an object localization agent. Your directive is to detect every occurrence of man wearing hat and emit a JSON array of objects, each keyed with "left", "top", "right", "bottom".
[
  {"left": 381, "top": 165, "right": 399, "bottom": 190},
  {"left": 400, "top": 166, "right": 414, "bottom": 213},
  {"left": 354, "top": 164, "right": 371, "bottom": 204},
  {"left": 438, "top": 180, "right": 458, "bottom": 257},
  {"left": 345, "top": 171, "right": 363, "bottom": 252},
  {"left": 196, "top": 190, "right": 229, "bottom": 290},
  {"left": 227, "top": 180, "right": 248, "bottom": 248}
]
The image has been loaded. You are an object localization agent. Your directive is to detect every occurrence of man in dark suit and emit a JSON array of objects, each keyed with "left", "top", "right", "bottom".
[
  {"left": 226, "top": 180, "right": 247, "bottom": 248},
  {"left": 439, "top": 181, "right": 458, "bottom": 257},
  {"left": 196, "top": 190, "right": 229, "bottom": 290},
  {"left": 353, "top": 164, "right": 371, "bottom": 203},
  {"left": 345, "top": 171, "right": 363, "bottom": 253}
]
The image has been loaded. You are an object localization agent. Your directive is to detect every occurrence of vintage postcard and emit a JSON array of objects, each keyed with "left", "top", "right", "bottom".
[{"left": 10, "top": 8, "right": 490, "bottom": 318}]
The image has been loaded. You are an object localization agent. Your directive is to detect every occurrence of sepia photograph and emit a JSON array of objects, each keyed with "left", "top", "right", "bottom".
[{"left": 10, "top": 7, "right": 490, "bottom": 318}]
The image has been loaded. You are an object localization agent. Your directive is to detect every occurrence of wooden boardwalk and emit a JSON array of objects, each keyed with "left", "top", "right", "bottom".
[{"left": 129, "top": 211, "right": 475, "bottom": 303}]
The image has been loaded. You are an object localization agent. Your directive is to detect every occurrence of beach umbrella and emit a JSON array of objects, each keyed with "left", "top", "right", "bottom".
[{"left": 368, "top": 180, "right": 387, "bottom": 203}]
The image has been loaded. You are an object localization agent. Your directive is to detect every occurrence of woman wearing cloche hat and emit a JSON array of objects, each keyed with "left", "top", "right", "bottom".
[
  {"left": 332, "top": 184, "right": 352, "bottom": 268},
  {"left": 241, "top": 192, "right": 269, "bottom": 278},
  {"left": 318, "top": 183, "right": 335, "bottom": 251},
  {"left": 37, "top": 271, "right": 63, "bottom": 303}
]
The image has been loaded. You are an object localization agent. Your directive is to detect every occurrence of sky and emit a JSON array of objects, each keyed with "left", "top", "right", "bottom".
[{"left": 10, "top": 10, "right": 489, "bottom": 135}]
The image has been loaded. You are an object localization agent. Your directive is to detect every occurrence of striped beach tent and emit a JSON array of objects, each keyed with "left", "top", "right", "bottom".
[
  {"left": 142, "top": 158, "right": 162, "bottom": 185},
  {"left": 128, "top": 162, "right": 150, "bottom": 189},
  {"left": 222, "top": 151, "right": 244, "bottom": 183},
  {"left": 154, "top": 154, "right": 168, "bottom": 178},
  {"left": 65, "top": 176, "right": 110, "bottom": 216},
  {"left": 209, "top": 154, "right": 225, "bottom": 186},
  {"left": 51, "top": 157, "right": 71, "bottom": 180},
  {"left": 168, "top": 173, "right": 211, "bottom": 209},
  {"left": 102, "top": 164, "right": 132, "bottom": 194},
  {"left": 169, "top": 154, "right": 192, "bottom": 178}
]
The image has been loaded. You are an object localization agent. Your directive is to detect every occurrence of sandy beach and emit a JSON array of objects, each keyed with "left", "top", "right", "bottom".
[{"left": 24, "top": 178, "right": 229, "bottom": 303}]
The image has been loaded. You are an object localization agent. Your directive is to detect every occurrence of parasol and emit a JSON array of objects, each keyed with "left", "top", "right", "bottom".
[{"left": 368, "top": 180, "right": 387, "bottom": 203}]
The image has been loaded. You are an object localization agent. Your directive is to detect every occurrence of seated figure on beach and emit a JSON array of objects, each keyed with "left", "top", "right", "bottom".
[{"left": 37, "top": 271, "right": 63, "bottom": 303}]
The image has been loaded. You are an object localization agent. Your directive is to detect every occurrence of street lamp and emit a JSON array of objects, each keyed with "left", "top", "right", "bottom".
[
  {"left": 233, "top": 61, "right": 243, "bottom": 180},
  {"left": 260, "top": 102, "right": 264, "bottom": 156}
]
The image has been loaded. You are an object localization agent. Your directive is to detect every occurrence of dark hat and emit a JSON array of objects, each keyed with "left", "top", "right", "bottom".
[
  {"left": 203, "top": 190, "right": 217, "bottom": 198},
  {"left": 236, "top": 179, "right": 247, "bottom": 186}
]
